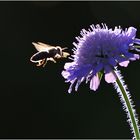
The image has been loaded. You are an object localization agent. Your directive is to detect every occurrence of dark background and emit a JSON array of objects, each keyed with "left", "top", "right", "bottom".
[{"left": 0, "top": 1, "right": 140, "bottom": 139}]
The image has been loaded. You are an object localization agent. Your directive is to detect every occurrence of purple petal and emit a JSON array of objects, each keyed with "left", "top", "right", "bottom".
[
  {"left": 75, "top": 78, "right": 84, "bottom": 91},
  {"left": 68, "top": 79, "right": 76, "bottom": 93},
  {"left": 134, "top": 38, "right": 140, "bottom": 45},
  {"left": 105, "top": 71, "right": 117, "bottom": 83},
  {"left": 119, "top": 60, "right": 129, "bottom": 67},
  {"left": 134, "top": 54, "right": 140, "bottom": 59},
  {"left": 61, "top": 71, "right": 70, "bottom": 79},
  {"left": 130, "top": 54, "right": 140, "bottom": 61},
  {"left": 64, "top": 62, "right": 76, "bottom": 69},
  {"left": 126, "top": 27, "right": 136, "bottom": 38},
  {"left": 90, "top": 74, "right": 100, "bottom": 91}
]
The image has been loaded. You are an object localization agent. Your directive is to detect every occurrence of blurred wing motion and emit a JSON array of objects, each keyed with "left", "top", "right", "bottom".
[
  {"left": 30, "top": 42, "right": 70, "bottom": 67},
  {"left": 32, "top": 42, "right": 55, "bottom": 52}
]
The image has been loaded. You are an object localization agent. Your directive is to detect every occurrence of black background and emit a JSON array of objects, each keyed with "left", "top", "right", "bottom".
[{"left": 0, "top": 1, "right": 140, "bottom": 139}]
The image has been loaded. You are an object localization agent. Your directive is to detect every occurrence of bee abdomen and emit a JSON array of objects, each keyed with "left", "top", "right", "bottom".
[{"left": 31, "top": 51, "right": 49, "bottom": 61}]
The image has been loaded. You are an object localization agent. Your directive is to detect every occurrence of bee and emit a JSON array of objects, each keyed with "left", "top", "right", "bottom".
[{"left": 30, "top": 42, "right": 70, "bottom": 67}]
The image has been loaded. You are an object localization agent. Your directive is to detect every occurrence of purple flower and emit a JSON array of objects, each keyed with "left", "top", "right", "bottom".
[{"left": 62, "top": 24, "right": 140, "bottom": 93}]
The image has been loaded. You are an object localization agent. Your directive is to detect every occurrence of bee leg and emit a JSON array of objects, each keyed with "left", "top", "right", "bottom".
[
  {"left": 54, "top": 54, "right": 61, "bottom": 59},
  {"left": 36, "top": 59, "right": 46, "bottom": 67},
  {"left": 42, "top": 59, "right": 47, "bottom": 67},
  {"left": 36, "top": 61, "right": 42, "bottom": 66},
  {"left": 49, "top": 58, "right": 56, "bottom": 63}
]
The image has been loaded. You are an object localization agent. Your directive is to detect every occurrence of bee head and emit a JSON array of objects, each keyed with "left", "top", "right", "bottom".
[{"left": 56, "top": 46, "right": 63, "bottom": 56}]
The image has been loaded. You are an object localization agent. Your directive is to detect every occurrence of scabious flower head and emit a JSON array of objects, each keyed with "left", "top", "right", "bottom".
[{"left": 62, "top": 24, "right": 140, "bottom": 93}]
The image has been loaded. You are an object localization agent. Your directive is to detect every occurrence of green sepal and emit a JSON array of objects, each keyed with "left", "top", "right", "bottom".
[{"left": 98, "top": 71, "right": 103, "bottom": 81}]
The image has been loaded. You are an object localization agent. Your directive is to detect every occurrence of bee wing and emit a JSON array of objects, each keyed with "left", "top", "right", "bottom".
[
  {"left": 37, "top": 42, "right": 53, "bottom": 47},
  {"left": 32, "top": 42, "right": 55, "bottom": 52},
  {"left": 32, "top": 42, "right": 48, "bottom": 52},
  {"left": 37, "top": 42, "right": 56, "bottom": 50},
  {"left": 62, "top": 52, "right": 70, "bottom": 58}
]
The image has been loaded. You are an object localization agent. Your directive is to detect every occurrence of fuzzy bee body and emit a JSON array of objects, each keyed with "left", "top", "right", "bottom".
[{"left": 30, "top": 42, "right": 70, "bottom": 67}]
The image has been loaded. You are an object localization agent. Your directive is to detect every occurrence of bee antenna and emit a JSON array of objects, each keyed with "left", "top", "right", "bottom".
[
  {"left": 32, "top": 42, "right": 36, "bottom": 46},
  {"left": 62, "top": 47, "right": 68, "bottom": 50}
]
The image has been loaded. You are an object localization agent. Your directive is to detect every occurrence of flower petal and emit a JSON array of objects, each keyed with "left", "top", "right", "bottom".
[
  {"left": 119, "top": 60, "right": 129, "bottom": 67},
  {"left": 64, "top": 62, "right": 76, "bottom": 69},
  {"left": 127, "top": 27, "right": 136, "bottom": 38},
  {"left": 129, "top": 54, "right": 140, "bottom": 61},
  {"left": 90, "top": 74, "right": 100, "bottom": 91},
  {"left": 75, "top": 78, "right": 84, "bottom": 91},
  {"left": 105, "top": 71, "right": 117, "bottom": 83},
  {"left": 68, "top": 79, "right": 76, "bottom": 93},
  {"left": 134, "top": 38, "right": 140, "bottom": 45},
  {"left": 134, "top": 54, "right": 140, "bottom": 59},
  {"left": 61, "top": 71, "right": 70, "bottom": 79}
]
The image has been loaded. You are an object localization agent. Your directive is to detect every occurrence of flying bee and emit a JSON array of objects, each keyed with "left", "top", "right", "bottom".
[{"left": 30, "top": 42, "right": 70, "bottom": 67}]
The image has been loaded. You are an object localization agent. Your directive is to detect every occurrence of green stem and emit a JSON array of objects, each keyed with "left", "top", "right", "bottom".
[{"left": 114, "top": 70, "right": 140, "bottom": 139}]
